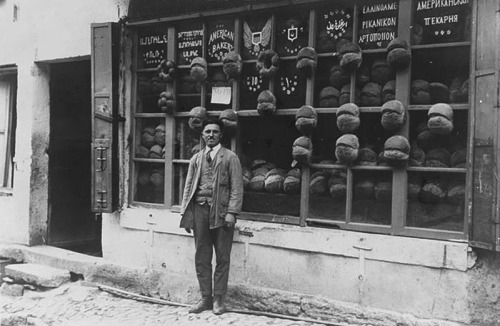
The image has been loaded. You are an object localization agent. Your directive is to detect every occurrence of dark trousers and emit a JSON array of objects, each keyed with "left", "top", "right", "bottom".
[{"left": 193, "top": 202, "right": 234, "bottom": 297}]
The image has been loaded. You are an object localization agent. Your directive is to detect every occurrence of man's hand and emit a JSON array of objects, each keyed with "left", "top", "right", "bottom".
[
  {"left": 223, "top": 213, "right": 236, "bottom": 230},
  {"left": 185, "top": 228, "right": 191, "bottom": 234}
]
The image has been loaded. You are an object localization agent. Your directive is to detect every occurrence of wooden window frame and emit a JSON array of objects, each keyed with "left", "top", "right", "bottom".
[
  {"left": 0, "top": 67, "right": 17, "bottom": 189},
  {"left": 128, "top": 0, "right": 475, "bottom": 242}
]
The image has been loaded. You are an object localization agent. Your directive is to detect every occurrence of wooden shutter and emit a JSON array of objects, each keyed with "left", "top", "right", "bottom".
[
  {"left": 469, "top": 0, "right": 500, "bottom": 250},
  {"left": 91, "top": 23, "right": 120, "bottom": 213}
]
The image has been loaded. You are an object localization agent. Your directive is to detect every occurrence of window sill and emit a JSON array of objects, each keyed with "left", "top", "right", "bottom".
[
  {"left": 117, "top": 206, "right": 471, "bottom": 272},
  {"left": 0, "top": 188, "right": 13, "bottom": 197}
]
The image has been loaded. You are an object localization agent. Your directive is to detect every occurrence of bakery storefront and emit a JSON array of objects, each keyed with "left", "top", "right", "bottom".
[{"left": 93, "top": 0, "right": 500, "bottom": 324}]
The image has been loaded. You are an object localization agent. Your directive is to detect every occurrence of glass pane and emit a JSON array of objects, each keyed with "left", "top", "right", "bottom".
[
  {"left": 174, "top": 118, "right": 200, "bottom": 160},
  {"left": 136, "top": 72, "right": 164, "bottom": 113},
  {"left": 136, "top": 25, "right": 169, "bottom": 70},
  {"left": 240, "top": 14, "right": 273, "bottom": 60},
  {"left": 176, "top": 68, "right": 202, "bottom": 113},
  {"left": 207, "top": 18, "right": 235, "bottom": 64},
  {"left": 352, "top": 170, "right": 391, "bottom": 225},
  {"left": 206, "top": 67, "right": 232, "bottom": 112},
  {"left": 316, "top": 4, "right": 354, "bottom": 53},
  {"left": 357, "top": 52, "right": 395, "bottom": 106},
  {"left": 240, "top": 115, "right": 301, "bottom": 216},
  {"left": 315, "top": 57, "right": 343, "bottom": 108},
  {"left": 410, "top": 47, "right": 470, "bottom": 105},
  {"left": 133, "top": 162, "right": 165, "bottom": 204},
  {"left": 275, "top": 60, "right": 306, "bottom": 109},
  {"left": 275, "top": 9, "right": 309, "bottom": 57},
  {"left": 409, "top": 110, "right": 468, "bottom": 163},
  {"left": 173, "top": 163, "right": 188, "bottom": 206},
  {"left": 412, "top": 1, "right": 472, "bottom": 45},
  {"left": 240, "top": 63, "right": 267, "bottom": 110},
  {"left": 0, "top": 134, "right": 5, "bottom": 185},
  {"left": 135, "top": 118, "right": 166, "bottom": 160},
  {"left": 308, "top": 167, "right": 346, "bottom": 221},
  {"left": 357, "top": 0, "right": 399, "bottom": 50},
  {"left": 407, "top": 171, "right": 465, "bottom": 232},
  {"left": 176, "top": 20, "right": 204, "bottom": 66}
]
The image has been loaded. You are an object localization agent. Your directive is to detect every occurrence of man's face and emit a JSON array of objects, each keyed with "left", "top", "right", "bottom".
[{"left": 201, "top": 123, "right": 222, "bottom": 148}]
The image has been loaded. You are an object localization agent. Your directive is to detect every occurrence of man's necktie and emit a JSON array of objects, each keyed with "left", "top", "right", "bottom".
[{"left": 206, "top": 148, "right": 213, "bottom": 164}]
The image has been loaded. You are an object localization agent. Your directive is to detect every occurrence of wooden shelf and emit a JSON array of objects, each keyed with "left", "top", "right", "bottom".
[
  {"left": 134, "top": 68, "right": 158, "bottom": 73},
  {"left": 134, "top": 113, "right": 166, "bottom": 118},
  {"left": 133, "top": 158, "right": 166, "bottom": 163},
  {"left": 407, "top": 167, "right": 467, "bottom": 173},
  {"left": 412, "top": 41, "right": 471, "bottom": 50}
]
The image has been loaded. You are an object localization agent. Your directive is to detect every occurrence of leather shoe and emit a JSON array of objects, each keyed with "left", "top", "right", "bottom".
[
  {"left": 213, "top": 295, "right": 227, "bottom": 315},
  {"left": 188, "top": 296, "right": 213, "bottom": 313}
]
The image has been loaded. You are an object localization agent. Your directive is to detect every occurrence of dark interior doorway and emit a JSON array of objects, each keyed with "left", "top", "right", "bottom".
[{"left": 48, "top": 60, "right": 101, "bottom": 255}]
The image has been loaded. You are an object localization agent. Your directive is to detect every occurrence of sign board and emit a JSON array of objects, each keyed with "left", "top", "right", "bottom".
[
  {"left": 177, "top": 22, "right": 204, "bottom": 65},
  {"left": 412, "top": 0, "right": 471, "bottom": 45},
  {"left": 137, "top": 26, "right": 168, "bottom": 69},
  {"left": 357, "top": 1, "right": 399, "bottom": 50},
  {"left": 211, "top": 87, "right": 232, "bottom": 104},
  {"left": 275, "top": 13, "right": 308, "bottom": 56},
  {"left": 275, "top": 61, "right": 306, "bottom": 108},
  {"left": 241, "top": 16, "right": 272, "bottom": 59},
  {"left": 316, "top": 6, "right": 354, "bottom": 53},
  {"left": 207, "top": 19, "right": 235, "bottom": 63}
]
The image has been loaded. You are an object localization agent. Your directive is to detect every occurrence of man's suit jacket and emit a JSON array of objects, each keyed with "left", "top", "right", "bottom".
[{"left": 180, "top": 146, "right": 244, "bottom": 229}]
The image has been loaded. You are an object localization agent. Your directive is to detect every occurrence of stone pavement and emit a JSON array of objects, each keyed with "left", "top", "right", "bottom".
[{"left": 0, "top": 281, "right": 330, "bottom": 326}]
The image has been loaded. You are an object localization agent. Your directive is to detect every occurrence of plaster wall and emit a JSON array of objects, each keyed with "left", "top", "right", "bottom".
[
  {"left": 102, "top": 207, "right": 475, "bottom": 324},
  {"left": 0, "top": 0, "right": 130, "bottom": 245}
]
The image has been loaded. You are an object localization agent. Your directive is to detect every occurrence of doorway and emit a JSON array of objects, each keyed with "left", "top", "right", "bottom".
[{"left": 48, "top": 60, "right": 101, "bottom": 255}]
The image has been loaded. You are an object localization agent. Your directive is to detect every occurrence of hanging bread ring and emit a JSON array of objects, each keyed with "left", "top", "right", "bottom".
[
  {"left": 157, "top": 59, "right": 176, "bottom": 83},
  {"left": 256, "top": 50, "right": 279, "bottom": 78}
]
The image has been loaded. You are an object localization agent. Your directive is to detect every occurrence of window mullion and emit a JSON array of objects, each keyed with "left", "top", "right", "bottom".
[
  {"left": 392, "top": 0, "right": 413, "bottom": 234},
  {"left": 164, "top": 26, "right": 177, "bottom": 208}
]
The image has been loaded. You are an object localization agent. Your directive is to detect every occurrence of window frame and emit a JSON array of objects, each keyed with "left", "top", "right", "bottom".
[
  {"left": 0, "top": 66, "right": 17, "bottom": 190},
  {"left": 128, "top": 0, "right": 475, "bottom": 242}
]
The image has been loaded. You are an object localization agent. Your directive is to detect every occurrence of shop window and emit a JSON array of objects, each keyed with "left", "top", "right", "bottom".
[
  {"left": 0, "top": 69, "right": 17, "bottom": 189},
  {"left": 129, "top": 0, "right": 477, "bottom": 241}
]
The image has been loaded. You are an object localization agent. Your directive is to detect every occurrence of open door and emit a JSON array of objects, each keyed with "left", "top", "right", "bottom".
[
  {"left": 48, "top": 60, "right": 100, "bottom": 254},
  {"left": 91, "top": 22, "right": 120, "bottom": 214},
  {"left": 469, "top": 0, "right": 500, "bottom": 250}
]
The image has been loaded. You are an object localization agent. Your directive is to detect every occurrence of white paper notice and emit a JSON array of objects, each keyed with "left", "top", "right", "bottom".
[{"left": 211, "top": 87, "right": 232, "bottom": 104}]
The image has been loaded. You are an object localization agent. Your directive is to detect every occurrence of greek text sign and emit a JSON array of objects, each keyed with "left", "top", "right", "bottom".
[{"left": 358, "top": 1, "right": 398, "bottom": 49}]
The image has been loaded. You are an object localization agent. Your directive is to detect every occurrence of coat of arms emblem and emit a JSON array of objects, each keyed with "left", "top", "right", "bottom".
[{"left": 243, "top": 18, "right": 272, "bottom": 56}]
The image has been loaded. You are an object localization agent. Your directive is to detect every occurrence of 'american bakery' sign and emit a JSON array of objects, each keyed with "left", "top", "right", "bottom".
[{"left": 207, "top": 19, "right": 235, "bottom": 63}]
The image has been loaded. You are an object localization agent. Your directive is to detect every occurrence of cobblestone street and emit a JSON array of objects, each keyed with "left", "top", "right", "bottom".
[{"left": 0, "top": 281, "right": 328, "bottom": 326}]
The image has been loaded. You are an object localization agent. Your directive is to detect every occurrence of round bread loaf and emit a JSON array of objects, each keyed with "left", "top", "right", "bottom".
[
  {"left": 336, "top": 103, "right": 360, "bottom": 134},
  {"left": 284, "top": 168, "right": 301, "bottom": 194},
  {"left": 265, "top": 168, "right": 287, "bottom": 193},
  {"left": 335, "top": 134, "right": 359, "bottom": 164}
]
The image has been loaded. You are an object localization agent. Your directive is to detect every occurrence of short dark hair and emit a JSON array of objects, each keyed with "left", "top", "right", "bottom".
[{"left": 202, "top": 118, "right": 224, "bottom": 132}]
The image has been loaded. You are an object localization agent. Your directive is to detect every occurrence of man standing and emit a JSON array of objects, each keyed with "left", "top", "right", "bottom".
[{"left": 180, "top": 118, "right": 243, "bottom": 315}]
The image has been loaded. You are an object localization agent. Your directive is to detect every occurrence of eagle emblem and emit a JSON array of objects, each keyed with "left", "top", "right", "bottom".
[{"left": 243, "top": 18, "right": 272, "bottom": 56}]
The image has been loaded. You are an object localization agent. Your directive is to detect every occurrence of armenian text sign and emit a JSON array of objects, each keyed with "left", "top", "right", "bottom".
[
  {"left": 177, "top": 24, "right": 204, "bottom": 65},
  {"left": 138, "top": 28, "right": 168, "bottom": 68}
]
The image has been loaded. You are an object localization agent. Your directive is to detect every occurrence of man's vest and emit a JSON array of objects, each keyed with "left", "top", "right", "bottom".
[{"left": 194, "top": 151, "right": 215, "bottom": 205}]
